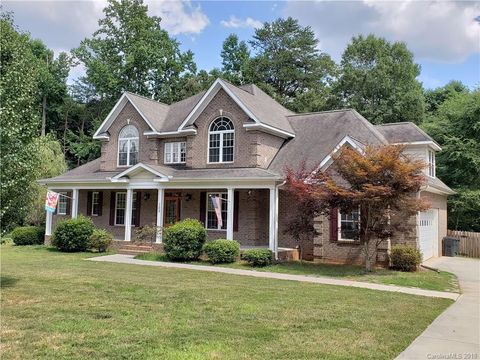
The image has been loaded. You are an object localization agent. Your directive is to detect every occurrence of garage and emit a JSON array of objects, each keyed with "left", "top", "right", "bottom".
[{"left": 418, "top": 209, "right": 438, "bottom": 261}]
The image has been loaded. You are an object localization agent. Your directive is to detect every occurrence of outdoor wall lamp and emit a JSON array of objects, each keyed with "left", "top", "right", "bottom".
[
  {"left": 143, "top": 193, "right": 150, "bottom": 201},
  {"left": 185, "top": 193, "right": 192, "bottom": 202}
]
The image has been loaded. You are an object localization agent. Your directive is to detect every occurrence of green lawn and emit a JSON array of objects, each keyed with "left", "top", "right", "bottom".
[
  {"left": 1, "top": 244, "right": 453, "bottom": 360},
  {"left": 136, "top": 253, "right": 460, "bottom": 293}
]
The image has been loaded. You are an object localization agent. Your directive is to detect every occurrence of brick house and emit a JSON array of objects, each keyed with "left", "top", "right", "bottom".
[{"left": 40, "top": 79, "right": 454, "bottom": 263}]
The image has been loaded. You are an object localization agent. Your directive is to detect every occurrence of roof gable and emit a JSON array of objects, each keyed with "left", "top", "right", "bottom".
[
  {"left": 178, "top": 79, "right": 295, "bottom": 138},
  {"left": 93, "top": 93, "right": 167, "bottom": 139}
]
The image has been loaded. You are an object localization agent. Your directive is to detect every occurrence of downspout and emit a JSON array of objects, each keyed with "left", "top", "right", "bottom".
[{"left": 274, "top": 180, "right": 286, "bottom": 261}]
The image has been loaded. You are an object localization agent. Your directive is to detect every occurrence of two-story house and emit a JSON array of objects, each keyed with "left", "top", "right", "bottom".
[{"left": 40, "top": 78, "right": 454, "bottom": 263}]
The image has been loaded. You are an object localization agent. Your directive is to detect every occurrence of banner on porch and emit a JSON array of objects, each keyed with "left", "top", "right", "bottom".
[
  {"left": 45, "top": 190, "right": 60, "bottom": 213},
  {"left": 210, "top": 196, "right": 223, "bottom": 228}
]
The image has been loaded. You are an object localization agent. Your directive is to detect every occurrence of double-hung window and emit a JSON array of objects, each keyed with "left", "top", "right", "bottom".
[
  {"left": 206, "top": 192, "right": 228, "bottom": 230},
  {"left": 91, "top": 191, "right": 100, "bottom": 216},
  {"left": 115, "top": 192, "right": 137, "bottom": 226},
  {"left": 338, "top": 209, "right": 360, "bottom": 241},
  {"left": 57, "top": 192, "right": 68, "bottom": 215},
  {"left": 428, "top": 150, "right": 436, "bottom": 178},
  {"left": 208, "top": 117, "right": 234, "bottom": 163},
  {"left": 118, "top": 125, "right": 139, "bottom": 167},
  {"left": 164, "top": 142, "right": 186, "bottom": 164}
]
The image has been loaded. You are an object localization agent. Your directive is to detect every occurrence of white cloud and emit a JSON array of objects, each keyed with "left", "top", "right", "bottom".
[
  {"left": 220, "top": 16, "right": 263, "bottom": 29},
  {"left": 146, "top": 0, "right": 209, "bottom": 35},
  {"left": 284, "top": 0, "right": 480, "bottom": 63}
]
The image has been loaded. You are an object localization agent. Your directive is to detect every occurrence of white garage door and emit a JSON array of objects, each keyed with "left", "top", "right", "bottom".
[{"left": 419, "top": 209, "right": 438, "bottom": 261}]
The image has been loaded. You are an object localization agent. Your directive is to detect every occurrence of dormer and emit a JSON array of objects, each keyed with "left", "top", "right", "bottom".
[{"left": 375, "top": 122, "right": 441, "bottom": 178}]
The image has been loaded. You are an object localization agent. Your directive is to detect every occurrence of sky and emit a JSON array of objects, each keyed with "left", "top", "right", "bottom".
[{"left": 3, "top": 0, "right": 480, "bottom": 89}]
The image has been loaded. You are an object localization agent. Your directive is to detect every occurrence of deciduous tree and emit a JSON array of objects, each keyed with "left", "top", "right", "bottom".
[
  {"left": 333, "top": 34, "right": 424, "bottom": 124},
  {"left": 221, "top": 34, "right": 251, "bottom": 85}
]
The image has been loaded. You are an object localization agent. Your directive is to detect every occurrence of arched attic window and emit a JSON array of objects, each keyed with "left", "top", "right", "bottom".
[
  {"left": 118, "top": 125, "right": 139, "bottom": 167},
  {"left": 208, "top": 117, "right": 234, "bottom": 163}
]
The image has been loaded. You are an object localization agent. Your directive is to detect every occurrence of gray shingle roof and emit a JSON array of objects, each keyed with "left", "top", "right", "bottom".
[
  {"left": 121, "top": 79, "right": 295, "bottom": 135},
  {"left": 268, "top": 109, "right": 388, "bottom": 174},
  {"left": 375, "top": 122, "right": 436, "bottom": 144},
  {"left": 39, "top": 159, "right": 280, "bottom": 184}
]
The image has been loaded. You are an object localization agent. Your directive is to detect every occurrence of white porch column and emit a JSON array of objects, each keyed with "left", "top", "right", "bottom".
[
  {"left": 156, "top": 188, "right": 165, "bottom": 243},
  {"left": 124, "top": 188, "right": 133, "bottom": 241},
  {"left": 274, "top": 186, "right": 279, "bottom": 260},
  {"left": 45, "top": 210, "right": 52, "bottom": 236},
  {"left": 71, "top": 188, "right": 79, "bottom": 218},
  {"left": 226, "top": 188, "right": 234, "bottom": 240},
  {"left": 269, "top": 187, "right": 276, "bottom": 253}
]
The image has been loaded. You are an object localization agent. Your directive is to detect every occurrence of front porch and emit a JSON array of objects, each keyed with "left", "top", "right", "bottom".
[{"left": 46, "top": 184, "right": 283, "bottom": 258}]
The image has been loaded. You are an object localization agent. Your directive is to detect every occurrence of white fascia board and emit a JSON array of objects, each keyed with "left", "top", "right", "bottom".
[
  {"left": 394, "top": 141, "right": 442, "bottom": 151},
  {"left": 124, "top": 93, "right": 157, "bottom": 132},
  {"left": 243, "top": 123, "right": 295, "bottom": 139},
  {"left": 178, "top": 79, "right": 260, "bottom": 131},
  {"left": 93, "top": 93, "right": 157, "bottom": 139},
  {"left": 143, "top": 129, "right": 197, "bottom": 138},
  {"left": 112, "top": 163, "right": 171, "bottom": 181},
  {"left": 319, "top": 135, "right": 364, "bottom": 169},
  {"left": 93, "top": 94, "right": 128, "bottom": 138}
]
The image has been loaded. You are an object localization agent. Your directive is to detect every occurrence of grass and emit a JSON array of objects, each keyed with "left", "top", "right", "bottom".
[
  {"left": 136, "top": 252, "right": 459, "bottom": 293},
  {"left": 1, "top": 244, "right": 453, "bottom": 360}
]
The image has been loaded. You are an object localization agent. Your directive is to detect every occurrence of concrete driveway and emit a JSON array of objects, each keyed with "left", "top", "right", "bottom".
[{"left": 397, "top": 256, "right": 480, "bottom": 359}]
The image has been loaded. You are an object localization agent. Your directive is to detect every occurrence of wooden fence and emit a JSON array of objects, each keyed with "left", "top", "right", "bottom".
[{"left": 447, "top": 230, "right": 480, "bottom": 258}]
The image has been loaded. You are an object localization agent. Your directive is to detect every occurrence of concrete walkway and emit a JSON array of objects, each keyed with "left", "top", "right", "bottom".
[
  {"left": 397, "top": 256, "right": 480, "bottom": 359},
  {"left": 88, "top": 254, "right": 459, "bottom": 300}
]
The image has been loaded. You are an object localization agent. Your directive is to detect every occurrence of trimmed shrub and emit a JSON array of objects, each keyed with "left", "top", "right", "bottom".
[
  {"left": 203, "top": 239, "right": 240, "bottom": 264},
  {"left": 242, "top": 249, "right": 272, "bottom": 267},
  {"left": 11, "top": 226, "right": 44, "bottom": 245},
  {"left": 51, "top": 216, "right": 94, "bottom": 252},
  {"left": 390, "top": 244, "right": 422, "bottom": 272},
  {"left": 89, "top": 229, "right": 113, "bottom": 252},
  {"left": 163, "top": 219, "right": 207, "bottom": 261}
]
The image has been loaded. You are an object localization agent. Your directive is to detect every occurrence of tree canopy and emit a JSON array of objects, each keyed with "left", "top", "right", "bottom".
[
  {"left": 73, "top": 0, "right": 195, "bottom": 104},
  {"left": 334, "top": 34, "right": 425, "bottom": 124}
]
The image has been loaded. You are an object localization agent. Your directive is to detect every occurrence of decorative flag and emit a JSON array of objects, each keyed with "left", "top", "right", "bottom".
[
  {"left": 210, "top": 196, "right": 223, "bottom": 228},
  {"left": 45, "top": 191, "right": 60, "bottom": 213}
]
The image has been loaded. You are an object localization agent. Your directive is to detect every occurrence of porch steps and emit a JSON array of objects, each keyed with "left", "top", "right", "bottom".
[{"left": 117, "top": 244, "right": 154, "bottom": 256}]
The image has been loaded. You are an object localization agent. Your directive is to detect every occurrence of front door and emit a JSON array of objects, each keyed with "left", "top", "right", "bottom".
[{"left": 164, "top": 195, "right": 181, "bottom": 227}]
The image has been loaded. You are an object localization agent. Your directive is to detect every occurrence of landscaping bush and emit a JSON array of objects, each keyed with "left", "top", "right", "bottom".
[
  {"left": 89, "top": 229, "right": 113, "bottom": 252},
  {"left": 242, "top": 249, "right": 272, "bottom": 267},
  {"left": 51, "top": 216, "right": 94, "bottom": 252},
  {"left": 163, "top": 219, "right": 207, "bottom": 261},
  {"left": 11, "top": 226, "right": 44, "bottom": 245},
  {"left": 203, "top": 239, "right": 240, "bottom": 264},
  {"left": 390, "top": 244, "right": 422, "bottom": 272}
]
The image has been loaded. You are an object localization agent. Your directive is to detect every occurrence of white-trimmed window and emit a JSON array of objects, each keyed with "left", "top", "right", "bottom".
[
  {"left": 57, "top": 192, "right": 68, "bottom": 215},
  {"left": 206, "top": 192, "right": 228, "bottom": 230},
  {"left": 428, "top": 150, "right": 436, "bottom": 178},
  {"left": 338, "top": 209, "right": 360, "bottom": 241},
  {"left": 118, "top": 125, "right": 139, "bottom": 167},
  {"left": 208, "top": 117, "right": 234, "bottom": 163},
  {"left": 91, "top": 191, "right": 100, "bottom": 216},
  {"left": 164, "top": 142, "right": 186, "bottom": 164},
  {"left": 115, "top": 192, "right": 137, "bottom": 226}
]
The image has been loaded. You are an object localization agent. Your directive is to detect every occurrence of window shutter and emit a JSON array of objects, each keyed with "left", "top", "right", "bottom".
[
  {"left": 66, "top": 192, "right": 72, "bottom": 215},
  {"left": 330, "top": 207, "right": 338, "bottom": 242},
  {"left": 199, "top": 192, "right": 206, "bottom": 225},
  {"left": 87, "top": 191, "right": 92, "bottom": 216},
  {"left": 98, "top": 192, "right": 103, "bottom": 216},
  {"left": 233, "top": 191, "right": 239, "bottom": 232},
  {"left": 135, "top": 191, "right": 141, "bottom": 227},
  {"left": 109, "top": 192, "right": 116, "bottom": 226}
]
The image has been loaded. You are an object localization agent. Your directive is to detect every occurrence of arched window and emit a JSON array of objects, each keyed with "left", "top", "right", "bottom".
[
  {"left": 208, "top": 117, "right": 234, "bottom": 163},
  {"left": 118, "top": 125, "right": 139, "bottom": 166}
]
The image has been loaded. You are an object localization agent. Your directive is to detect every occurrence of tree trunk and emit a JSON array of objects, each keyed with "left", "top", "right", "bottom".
[
  {"left": 364, "top": 241, "right": 372, "bottom": 272},
  {"left": 41, "top": 95, "right": 46, "bottom": 136}
]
